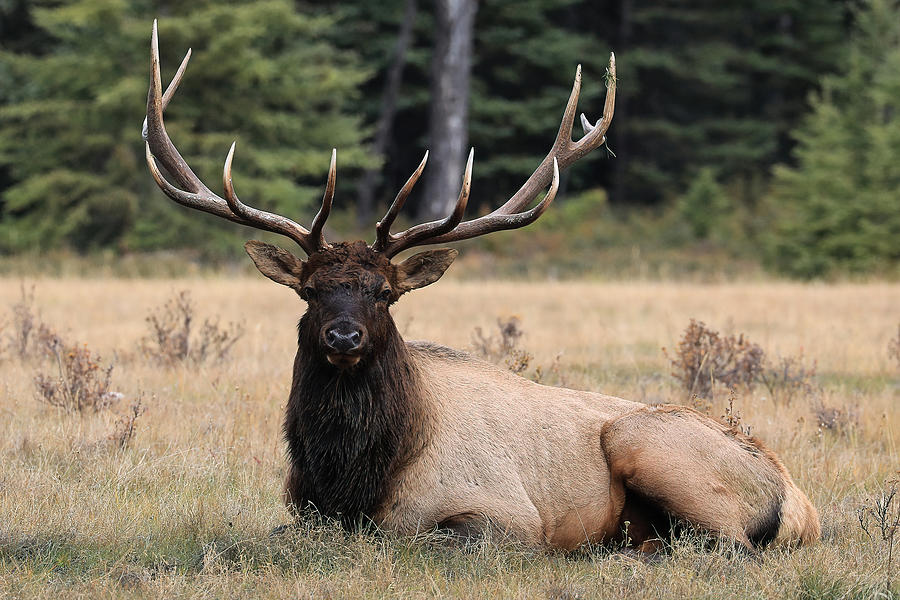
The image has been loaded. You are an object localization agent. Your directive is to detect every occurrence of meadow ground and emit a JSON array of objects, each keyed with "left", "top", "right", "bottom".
[{"left": 0, "top": 275, "right": 898, "bottom": 599}]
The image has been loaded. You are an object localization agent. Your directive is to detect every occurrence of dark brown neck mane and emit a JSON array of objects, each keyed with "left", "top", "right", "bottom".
[{"left": 284, "top": 313, "right": 429, "bottom": 527}]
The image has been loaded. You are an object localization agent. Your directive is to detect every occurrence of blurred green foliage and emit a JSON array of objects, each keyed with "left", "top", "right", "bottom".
[
  {"left": 678, "top": 168, "right": 731, "bottom": 241},
  {"left": 767, "top": 0, "right": 900, "bottom": 277},
  {"left": 0, "top": 0, "right": 372, "bottom": 255},
  {"left": 0, "top": 0, "right": 898, "bottom": 278}
]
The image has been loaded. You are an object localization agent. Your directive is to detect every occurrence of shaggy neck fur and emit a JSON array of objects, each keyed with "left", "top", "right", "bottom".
[{"left": 284, "top": 314, "right": 430, "bottom": 527}]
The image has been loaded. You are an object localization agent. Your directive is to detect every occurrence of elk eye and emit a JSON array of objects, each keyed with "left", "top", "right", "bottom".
[
  {"left": 377, "top": 288, "right": 392, "bottom": 302},
  {"left": 301, "top": 286, "right": 317, "bottom": 301}
]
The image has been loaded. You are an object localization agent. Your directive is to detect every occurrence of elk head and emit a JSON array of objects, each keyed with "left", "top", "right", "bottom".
[{"left": 142, "top": 21, "right": 616, "bottom": 370}]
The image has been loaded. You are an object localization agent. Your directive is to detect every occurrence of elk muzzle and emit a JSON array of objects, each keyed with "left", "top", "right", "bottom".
[{"left": 322, "top": 320, "right": 366, "bottom": 368}]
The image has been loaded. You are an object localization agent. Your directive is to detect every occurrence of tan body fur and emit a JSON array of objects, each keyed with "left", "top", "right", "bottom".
[{"left": 368, "top": 342, "right": 820, "bottom": 551}]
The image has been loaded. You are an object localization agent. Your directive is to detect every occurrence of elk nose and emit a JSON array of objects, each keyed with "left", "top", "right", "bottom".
[{"left": 324, "top": 325, "right": 363, "bottom": 353}]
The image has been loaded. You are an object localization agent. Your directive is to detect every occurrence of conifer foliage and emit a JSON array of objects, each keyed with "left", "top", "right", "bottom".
[
  {"left": 767, "top": 0, "right": 900, "bottom": 277},
  {"left": 0, "top": 0, "right": 371, "bottom": 254}
]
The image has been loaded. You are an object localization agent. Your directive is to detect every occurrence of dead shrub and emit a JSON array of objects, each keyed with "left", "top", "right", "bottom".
[
  {"left": 5, "top": 284, "right": 58, "bottom": 361},
  {"left": 665, "top": 319, "right": 819, "bottom": 404},
  {"left": 34, "top": 338, "right": 115, "bottom": 413},
  {"left": 889, "top": 323, "right": 900, "bottom": 369},
  {"left": 812, "top": 400, "right": 859, "bottom": 435},
  {"left": 472, "top": 316, "right": 524, "bottom": 362},
  {"left": 471, "top": 316, "right": 535, "bottom": 375},
  {"left": 140, "top": 290, "right": 243, "bottom": 365},
  {"left": 759, "top": 352, "right": 818, "bottom": 406},
  {"left": 504, "top": 349, "right": 532, "bottom": 376},
  {"left": 663, "top": 319, "right": 765, "bottom": 398}
]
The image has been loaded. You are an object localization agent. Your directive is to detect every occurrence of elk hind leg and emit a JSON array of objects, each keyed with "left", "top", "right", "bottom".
[{"left": 601, "top": 406, "right": 789, "bottom": 552}]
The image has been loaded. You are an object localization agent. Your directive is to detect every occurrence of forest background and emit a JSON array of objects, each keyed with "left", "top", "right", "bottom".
[{"left": 1, "top": 0, "right": 899, "bottom": 280}]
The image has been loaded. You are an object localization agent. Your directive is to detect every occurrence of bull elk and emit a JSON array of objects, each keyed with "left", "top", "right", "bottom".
[{"left": 143, "top": 22, "right": 819, "bottom": 552}]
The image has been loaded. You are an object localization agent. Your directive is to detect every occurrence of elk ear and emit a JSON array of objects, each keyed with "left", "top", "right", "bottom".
[
  {"left": 394, "top": 248, "right": 458, "bottom": 294},
  {"left": 244, "top": 240, "right": 307, "bottom": 288}
]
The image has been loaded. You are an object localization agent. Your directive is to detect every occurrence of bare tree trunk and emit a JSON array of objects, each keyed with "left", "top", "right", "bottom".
[
  {"left": 420, "top": 0, "right": 477, "bottom": 220},
  {"left": 356, "top": 0, "right": 418, "bottom": 226}
]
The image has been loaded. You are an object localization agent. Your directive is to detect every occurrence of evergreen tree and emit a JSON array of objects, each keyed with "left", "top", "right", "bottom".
[
  {"left": 609, "top": 0, "right": 846, "bottom": 205},
  {"left": 0, "top": 0, "right": 372, "bottom": 254},
  {"left": 678, "top": 167, "right": 730, "bottom": 240},
  {"left": 767, "top": 0, "right": 900, "bottom": 277}
]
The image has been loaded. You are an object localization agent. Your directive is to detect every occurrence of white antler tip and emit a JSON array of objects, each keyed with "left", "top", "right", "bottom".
[
  {"left": 225, "top": 142, "right": 236, "bottom": 172},
  {"left": 580, "top": 113, "right": 595, "bottom": 134}
]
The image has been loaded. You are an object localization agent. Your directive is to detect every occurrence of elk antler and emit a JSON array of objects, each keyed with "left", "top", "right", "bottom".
[
  {"left": 373, "top": 56, "right": 616, "bottom": 258},
  {"left": 142, "top": 20, "right": 334, "bottom": 256}
]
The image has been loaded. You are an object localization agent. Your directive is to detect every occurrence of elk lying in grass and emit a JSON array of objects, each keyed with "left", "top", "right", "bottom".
[{"left": 143, "top": 22, "right": 819, "bottom": 552}]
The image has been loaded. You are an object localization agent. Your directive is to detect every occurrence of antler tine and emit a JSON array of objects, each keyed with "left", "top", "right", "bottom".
[
  {"left": 448, "top": 157, "right": 560, "bottom": 236},
  {"left": 145, "top": 20, "right": 210, "bottom": 196},
  {"left": 580, "top": 113, "right": 595, "bottom": 134},
  {"left": 222, "top": 143, "right": 317, "bottom": 255},
  {"left": 142, "top": 46, "right": 191, "bottom": 142},
  {"left": 308, "top": 149, "right": 337, "bottom": 251},
  {"left": 144, "top": 20, "right": 323, "bottom": 255},
  {"left": 400, "top": 55, "right": 616, "bottom": 248},
  {"left": 552, "top": 63, "right": 582, "bottom": 157},
  {"left": 573, "top": 52, "right": 616, "bottom": 155},
  {"left": 373, "top": 151, "right": 429, "bottom": 252},
  {"left": 380, "top": 148, "right": 473, "bottom": 258}
]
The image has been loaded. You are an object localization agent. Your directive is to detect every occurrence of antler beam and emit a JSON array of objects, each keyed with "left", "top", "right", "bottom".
[
  {"left": 142, "top": 20, "right": 333, "bottom": 256},
  {"left": 373, "top": 55, "right": 616, "bottom": 258}
]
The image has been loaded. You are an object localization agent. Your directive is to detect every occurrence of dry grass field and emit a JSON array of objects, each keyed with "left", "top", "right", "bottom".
[{"left": 0, "top": 275, "right": 898, "bottom": 599}]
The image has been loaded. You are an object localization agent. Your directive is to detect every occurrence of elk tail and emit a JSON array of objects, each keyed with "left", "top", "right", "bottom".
[{"left": 774, "top": 480, "right": 820, "bottom": 546}]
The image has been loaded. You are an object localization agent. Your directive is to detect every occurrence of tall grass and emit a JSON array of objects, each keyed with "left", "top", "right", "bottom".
[{"left": 0, "top": 277, "right": 898, "bottom": 598}]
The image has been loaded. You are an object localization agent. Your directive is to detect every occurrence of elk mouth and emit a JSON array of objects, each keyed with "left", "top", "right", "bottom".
[{"left": 326, "top": 353, "right": 362, "bottom": 369}]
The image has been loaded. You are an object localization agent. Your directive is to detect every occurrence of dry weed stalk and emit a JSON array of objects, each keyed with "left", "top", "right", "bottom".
[
  {"left": 532, "top": 353, "right": 568, "bottom": 387},
  {"left": 108, "top": 395, "right": 147, "bottom": 449},
  {"left": 857, "top": 478, "right": 900, "bottom": 593},
  {"left": 140, "top": 290, "right": 243, "bottom": 365},
  {"left": 721, "top": 390, "right": 751, "bottom": 436}
]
